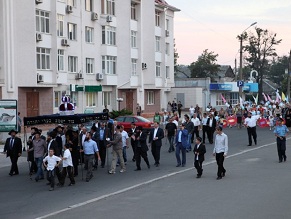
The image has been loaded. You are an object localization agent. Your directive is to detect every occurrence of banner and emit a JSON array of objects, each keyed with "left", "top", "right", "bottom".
[{"left": 24, "top": 113, "right": 109, "bottom": 126}]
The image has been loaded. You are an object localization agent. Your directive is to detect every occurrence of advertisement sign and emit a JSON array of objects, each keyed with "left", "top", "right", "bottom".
[
  {"left": 209, "top": 84, "right": 232, "bottom": 91},
  {"left": 0, "top": 100, "right": 17, "bottom": 132}
]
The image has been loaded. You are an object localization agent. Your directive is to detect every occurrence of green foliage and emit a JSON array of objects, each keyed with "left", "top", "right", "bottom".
[
  {"left": 189, "top": 49, "right": 220, "bottom": 78},
  {"left": 268, "top": 56, "right": 288, "bottom": 84},
  {"left": 110, "top": 109, "right": 133, "bottom": 119},
  {"left": 243, "top": 27, "right": 282, "bottom": 100}
]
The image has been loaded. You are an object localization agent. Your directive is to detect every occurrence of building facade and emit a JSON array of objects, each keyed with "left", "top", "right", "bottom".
[{"left": 0, "top": 0, "right": 179, "bottom": 117}]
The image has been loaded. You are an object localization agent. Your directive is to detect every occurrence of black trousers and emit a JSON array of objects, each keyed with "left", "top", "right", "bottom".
[
  {"left": 72, "top": 153, "right": 79, "bottom": 175},
  {"left": 194, "top": 159, "right": 203, "bottom": 176},
  {"left": 60, "top": 166, "right": 75, "bottom": 185},
  {"left": 135, "top": 147, "right": 149, "bottom": 169},
  {"left": 277, "top": 137, "right": 286, "bottom": 162},
  {"left": 247, "top": 127, "right": 257, "bottom": 145},
  {"left": 151, "top": 142, "right": 161, "bottom": 164},
  {"left": 98, "top": 141, "right": 106, "bottom": 167},
  {"left": 47, "top": 169, "right": 55, "bottom": 188},
  {"left": 207, "top": 128, "right": 214, "bottom": 144},
  {"left": 202, "top": 126, "right": 207, "bottom": 143},
  {"left": 131, "top": 142, "right": 137, "bottom": 161},
  {"left": 9, "top": 155, "right": 19, "bottom": 174},
  {"left": 191, "top": 126, "right": 200, "bottom": 142},
  {"left": 215, "top": 152, "right": 226, "bottom": 177}
]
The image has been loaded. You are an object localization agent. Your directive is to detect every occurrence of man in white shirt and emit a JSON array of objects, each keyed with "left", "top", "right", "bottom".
[
  {"left": 201, "top": 113, "right": 208, "bottom": 143},
  {"left": 213, "top": 126, "right": 228, "bottom": 180},
  {"left": 189, "top": 106, "right": 195, "bottom": 118},
  {"left": 118, "top": 125, "right": 129, "bottom": 165},
  {"left": 191, "top": 113, "right": 201, "bottom": 143},
  {"left": 244, "top": 112, "right": 258, "bottom": 146},
  {"left": 59, "top": 144, "right": 75, "bottom": 186}
]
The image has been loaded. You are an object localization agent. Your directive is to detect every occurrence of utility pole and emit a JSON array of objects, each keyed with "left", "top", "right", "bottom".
[
  {"left": 288, "top": 50, "right": 291, "bottom": 99},
  {"left": 235, "top": 58, "right": 237, "bottom": 81}
]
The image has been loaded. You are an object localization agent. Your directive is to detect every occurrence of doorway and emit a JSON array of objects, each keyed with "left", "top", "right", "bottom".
[
  {"left": 126, "top": 91, "right": 133, "bottom": 112},
  {"left": 26, "top": 92, "right": 39, "bottom": 117}
]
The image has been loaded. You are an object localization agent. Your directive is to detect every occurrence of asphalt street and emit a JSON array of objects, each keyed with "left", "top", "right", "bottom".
[{"left": 1, "top": 127, "right": 291, "bottom": 219}]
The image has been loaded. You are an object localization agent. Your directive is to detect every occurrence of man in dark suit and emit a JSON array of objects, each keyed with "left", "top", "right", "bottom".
[
  {"left": 128, "top": 123, "right": 138, "bottom": 162},
  {"left": 175, "top": 124, "right": 188, "bottom": 167},
  {"left": 93, "top": 122, "right": 109, "bottom": 168},
  {"left": 4, "top": 129, "right": 22, "bottom": 176},
  {"left": 149, "top": 122, "right": 164, "bottom": 167},
  {"left": 134, "top": 126, "right": 150, "bottom": 171},
  {"left": 194, "top": 137, "right": 206, "bottom": 178},
  {"left": 206, "top": 113, "right": 217, "bottom": 144}
]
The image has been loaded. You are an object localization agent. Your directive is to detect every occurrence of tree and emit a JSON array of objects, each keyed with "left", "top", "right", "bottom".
[
  {"left": 243, "top": 27, "right": 282, "bottom": 101},
  {"left": 268, "top": 56, "right": 289, "bottom": 92},
  {"left": 189, "top": 49, "right": 220, "bottom": 78}
]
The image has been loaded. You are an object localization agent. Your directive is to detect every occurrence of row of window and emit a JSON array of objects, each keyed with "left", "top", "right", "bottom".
[
  {"left": 54, "top": 91, "right": 111, "bottom": 107},
  {"left": 54, "top": 90, "right": 155, "bottom": 108},
  {"left": 57, "top": 0, "right": 115, "bottom": 15},
  {"left": 38, "top": 48, "right": 170, "bottom": 77}
]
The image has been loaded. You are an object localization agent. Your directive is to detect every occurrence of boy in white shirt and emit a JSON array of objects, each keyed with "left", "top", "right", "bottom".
[
  {"left": 43, "top": 148, "right": 62, "bottom": 191},
  {"left": 59, "top": 144, "right": 75, "bottom": 186}
]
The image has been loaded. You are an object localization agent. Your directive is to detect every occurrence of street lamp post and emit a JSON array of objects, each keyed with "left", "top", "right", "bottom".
[
  {"left": 239, "top": 22, "right": 257, "bottom": 98},
  {"left": 116, "top": 98, "right": 123, "bottom": 111}
]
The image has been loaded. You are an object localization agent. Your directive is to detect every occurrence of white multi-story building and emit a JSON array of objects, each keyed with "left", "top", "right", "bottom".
[{"left": 0, "top": 0, "right": 179, "bottom": 117}]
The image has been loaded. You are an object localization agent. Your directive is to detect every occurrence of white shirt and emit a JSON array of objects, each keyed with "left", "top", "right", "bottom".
[
  {"left": 202, "top": 117, "right": 208, "bottom": 126},
  {"left": 244, "top": 116, "right": 257, "bottom": 127},
  {"left": 191, "top": 117, "right": 200, "bottom": 126},
  {"left": 121, "top": 130, "right": 129, "bottom": 147},
  {"left": 172, "top": 120, "right": 178, "bottom": 127},
  {"left": 81, "top": 133, "right": 86, "bottom": 146},
  {"left": 209, "top": 118, "right": 213, "bottom": 127},
  {"left": 153, "top": 128, "right": 158, "bottom": 139},
  {"left": 63, "top": 149, "right": 73, "bottom": 167},
  {"left": 189, "top": 107, "right": 195, "bottom": 115},
  {"left": 213, "top": 133, "right": 228, "bottom": 155},
  {"left": 196, "top": 143, "right": 201, "bottom": 160},
  {"left": 47, "top": 139, "right": 53, "bottom": 151},
  {"left": 43, "top": 155, "right": 61, "bottom": 171}
]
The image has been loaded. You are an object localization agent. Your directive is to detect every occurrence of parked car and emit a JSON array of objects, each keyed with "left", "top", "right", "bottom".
[{"left": 115, "top": 116, "right": 154, "bottom": 133}]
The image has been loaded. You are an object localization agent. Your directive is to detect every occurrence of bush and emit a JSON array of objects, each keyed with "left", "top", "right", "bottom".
[{"left": 110, "top": 109, "right": 133, "bottom": 119}]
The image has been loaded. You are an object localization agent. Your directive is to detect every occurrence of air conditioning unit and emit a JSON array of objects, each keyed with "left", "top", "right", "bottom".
[
  {"left": 106, "top": 15, "right": 113, "bottom": 22},
  {"left": 91, "top": 12, "right": 98, "bottom": 21},
  {"left": 165, "top": 30, "right": 170, "bottom": 37},
  {"left": 37, "top": 74, "right": 44, "bottom": 82},
  {"left": 36, "top": 33, "right": 43, "bottom": 42},
  {"left": 75, "top": 73, "right": 83, "bottom": 79},
  {"left": 96, "top": 73, "right": 104, "bottom": 81},
  {"left": 142, "top": 63, "right": 147, "bottom": 70},
  {"left": 66, "top": 5, "right": 73, "bottom": 14},
  {"left": 35, "top": 0, "right": 43, "bottom": 4},
  {"left": 61, "top": 39, "right": 69, "bottom": 47}
]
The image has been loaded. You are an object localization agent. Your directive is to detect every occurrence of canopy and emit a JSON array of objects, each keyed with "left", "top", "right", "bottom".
[{"left": 23, "top": 113, "right": 109, "bottom": 126}]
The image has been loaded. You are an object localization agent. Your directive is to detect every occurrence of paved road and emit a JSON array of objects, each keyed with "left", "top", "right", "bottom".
[{"left": 0, "top": 127, "right": 290, "bottom": 219}]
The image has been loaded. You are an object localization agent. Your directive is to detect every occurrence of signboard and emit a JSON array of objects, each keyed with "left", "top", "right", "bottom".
[
  {"left": 0, "top": 100, "right": 17, "bottom": 132},
  {"left": 237, "top": 80, "right": 244, "bottom": 87},
  {"left": 209, "top": 84, "right": 232, "bottom": 91}
]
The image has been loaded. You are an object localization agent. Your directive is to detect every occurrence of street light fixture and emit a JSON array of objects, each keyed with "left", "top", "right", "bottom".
[
  {"left": 239, "top": 22, "right": 257, "bottom": 98},
  {"left": 116, "top": 97, "right": 123, "bottom": 111}
]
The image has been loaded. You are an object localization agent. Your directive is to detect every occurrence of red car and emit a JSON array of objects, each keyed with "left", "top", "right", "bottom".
[{"left": 115, "top": 116, "right": 154, "bottom": 133}]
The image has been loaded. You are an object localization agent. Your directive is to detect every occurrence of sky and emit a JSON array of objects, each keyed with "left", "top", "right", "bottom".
[{"left": 166, "top": 0, "right": 291, "bottom": 67}]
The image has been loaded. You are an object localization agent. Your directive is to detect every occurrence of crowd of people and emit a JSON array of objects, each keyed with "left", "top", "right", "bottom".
[{"left": 2, "top": 99, "right": 290, "bottom": 190}]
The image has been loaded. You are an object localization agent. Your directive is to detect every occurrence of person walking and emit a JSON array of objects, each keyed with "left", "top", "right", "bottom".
[
  {"left": 201, "top": 113, "right": 208, "bottom": 143},
  {"left": 59, "top": 143, "right": 75, "bottom": 186},
  {"left": 136, "top": 103, "right": 142, "bottom": 116},
  {"left": 165, "top": 117, "right": 177, "bottom": 153},
  {"left": 177, "top": 101, "right": 183, "bottom": 118},
  {"left": 93, "top": 122, "right": 109, "bottom": 168},
  {"left": 27, "top": 131, "right": 47, "bottom": 182},
  {"left": 149, "top": 122, "right": 164, "bottom": 167},
  {"left": 244, "top": 112, "right": 258, "bottom": 146},
  {"left": 134, "top": 127, "right": 150, "bottom": 171},
  {"left": 175, "top": 124, "right": 188, "bottom": 167},
  {"left": 213, "top": 126, "right": 228, "bottom": 180},
  {"left": 107, "top": 125, "right": 126, "bottom": 174},
  {"left": 183, "top": 114, "right": 194, "bottom": 152},
  {"left": 206, "top": 113, "right": 216, "bottom": 144},
  {"left": 194, "top": 137, "right": 206, "bottom": 178},
  {"left": 191, "top": 113, "right": 201, "bottom": 142},
  {"left": 274, "top": 118, "right": 289, "bottom": 163},
  {"left": 81, "top": 132, "right": 100, "bottom": 182},
  {"left": 4, "top": 129, "right": 22, "bottom": 176}
]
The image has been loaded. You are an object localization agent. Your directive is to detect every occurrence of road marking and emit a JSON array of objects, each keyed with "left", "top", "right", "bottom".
[{"left": 36, "top": 138, "right": 290, "bottom": 219}]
